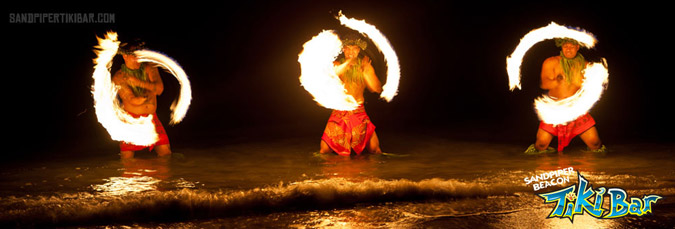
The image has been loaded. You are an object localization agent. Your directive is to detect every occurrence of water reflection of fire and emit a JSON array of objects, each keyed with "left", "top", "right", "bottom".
[
  {"left": 320, "top": 155, "right": 377, "bottom": 181},
  {"left": 121, "top": 157, "right": 171, "bottom": 179},
  {"left": 534, "top": 152, "right": 598, "bottom": 173},
  {"left": 91, "top": 157, "right": 170, "bottom": 196}
]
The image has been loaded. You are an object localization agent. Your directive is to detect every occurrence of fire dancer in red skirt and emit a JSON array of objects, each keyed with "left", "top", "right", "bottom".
[
  {"left": 113, "top": 41, "right": 172, "bottom": 159},
  {"left": 526, "top": 38, "right": 606, "bottom": 154},
  {"left": 320, "top": 33, "right": 384, "bottom": 156}
]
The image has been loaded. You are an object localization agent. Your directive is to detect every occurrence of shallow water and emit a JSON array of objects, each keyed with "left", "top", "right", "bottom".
[{"left": 1, "top": 132, "right": 674, "bottom": 228}]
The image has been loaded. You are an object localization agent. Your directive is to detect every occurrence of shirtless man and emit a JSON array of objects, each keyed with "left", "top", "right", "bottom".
[
  {"left": 526, "top": 38, "right": 605, "bottom": 154},
  {"left": 113, "top": 42, "right": 172, "bottom": 159},
  {"left": 319, "top": 34, "right": 384, "bottom": 156}
]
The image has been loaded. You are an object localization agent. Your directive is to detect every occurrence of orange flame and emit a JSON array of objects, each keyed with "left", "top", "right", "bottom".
[
  {"left": 299, "top": 30, "right": 360, "bottom": 111},
  {"left": 92, "top": 32, "right": 191, "bottom": 145},
  {"left": 337, "top": 11, "right": 400, "bottom": 102},
  {"left": 298, "top": 12, "right": 400, "bottom": 110},
  {"left": 92, "top": 32, "right": 158, "bottom": 146},
  {"left": 506, "top": 22, "right": 608, "bottom": 125}
]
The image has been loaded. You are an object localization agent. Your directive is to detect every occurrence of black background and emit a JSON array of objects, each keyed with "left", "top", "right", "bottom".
[{"left": 5, "top": 1, "right": 673, "bottom": 161}]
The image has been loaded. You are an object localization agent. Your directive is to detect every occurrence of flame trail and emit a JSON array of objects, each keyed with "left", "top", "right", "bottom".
[
  {"left": 92, "top": 32, "right": 158, "bottom": 146},
  {"left": 507, "top": 22, "right": 597, "bottom": 91},
  {"left": 534, "top": 61, "right": 608, "bottom": 125},
  {"left": 506, "top": 22, "right": 608, "bottom": 125},
  {"left": 337, "top": 11, "right": 400, "bottom": 102},
  {"left": 92, "top": 32, "right": 191, "bottom": 146},
  {"left": 299, "top": 30, "right": 360, "bottom": 111},
  {"left": 134, "top": 50, "right": 192, "bottom": 125},
  {"left": 298, "top": 12, "right": 400, "bottom": 110}
]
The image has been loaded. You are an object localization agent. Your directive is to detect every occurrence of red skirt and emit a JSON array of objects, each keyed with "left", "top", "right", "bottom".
[
  {"left": 119, "top": 112, "right": 170, "bottom": 152},
  {"left": 539, "top": 113, "right": 595, "bottom": 151},
  {"left": 321, "top": 106, "right": 376, "bottom": 156}
]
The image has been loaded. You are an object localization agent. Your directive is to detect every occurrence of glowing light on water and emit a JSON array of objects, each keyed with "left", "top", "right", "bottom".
[
  {"left": 505, "top": 22, "right": 608, "bottom": 125},
  {"left": 92, "top": 32, "right": 191, "bottom": 145},
  {"left": 91, "top": 176, "right": 161, "bottom": 196}
]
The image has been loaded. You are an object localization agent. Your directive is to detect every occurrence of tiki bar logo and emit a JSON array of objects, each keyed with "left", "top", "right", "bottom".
[
  {"left": 538, "top": 172, "right": 662, "bottom": 222},
  {"left": 524, "top": 167, "right": 574, "bottom": 191}
]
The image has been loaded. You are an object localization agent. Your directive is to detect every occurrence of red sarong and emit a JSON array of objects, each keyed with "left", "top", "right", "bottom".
[
  {"left": 321, "top": 106, "right": 376, "bottom": 156},
  {"left": 119, "top": 112, "right": 170, "bottom": 152},
  {"left": 539, "top": 113, "right": 595, "bottom": 152}
]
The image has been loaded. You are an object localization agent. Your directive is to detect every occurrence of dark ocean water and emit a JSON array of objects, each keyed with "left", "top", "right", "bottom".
[{"left": 1, "top": 131, "right": 674, "bottom": 228}]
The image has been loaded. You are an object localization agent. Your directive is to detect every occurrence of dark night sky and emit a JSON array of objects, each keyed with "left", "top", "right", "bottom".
[{"left": 4, "top": 1, "right": 673, "bottom": 159}]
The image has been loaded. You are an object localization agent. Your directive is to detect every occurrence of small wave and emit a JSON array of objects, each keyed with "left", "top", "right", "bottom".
[{"left": 0, "top": 177, "right": 526, "bottom": 227}]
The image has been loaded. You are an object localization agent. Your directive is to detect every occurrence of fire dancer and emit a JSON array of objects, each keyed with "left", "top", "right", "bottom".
[
  {"left": 319, "top": 33, "right": 384, "bottom": 156},
  {"left": 525, "top": 38, "right": 606, "bottom": 154},
  {"left": 113, "top": 41, "right": 171, "bottom": 159}
]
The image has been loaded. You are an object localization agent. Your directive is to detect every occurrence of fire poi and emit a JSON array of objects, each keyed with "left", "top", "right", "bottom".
[
  {"left": 92, "top": 31, "right": 191, "bottom": 146},
  {"left": 298, "top": 11, "right": 400, "bottom": 111},
  {"left": 507, "top": 22, "right": 608, "bottom": 153},
  {"left": 298, "top": 11, "right": 399, "bottom": 156},
  {"left": 506, "top": 22, "right": 608, "bottom": 125}
]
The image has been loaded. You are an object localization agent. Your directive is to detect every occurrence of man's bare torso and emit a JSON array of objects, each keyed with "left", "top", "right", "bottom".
[
  {"left": 113, "top": 65, "right": 158, "bottom": 115},
  {"left": 341, "top": 74, "right": 367, "bottom": 104},
  {"left": 542, "top": 56, "right": 584, "bottom": 99}
]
